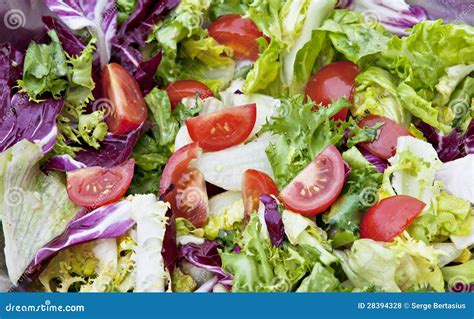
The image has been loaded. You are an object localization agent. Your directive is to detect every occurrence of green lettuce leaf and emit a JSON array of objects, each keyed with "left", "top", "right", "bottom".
[
  {"left": 153, "top": 0, "right": 218, "bottom": 83},
  {"left": 353, "top": 66, "right": 411, "bottom": 127},
  {"left": 296, "top": 262, "right": 340, "bottom": 292},
  {"left": 0, "top": 140, "right": 78, "bottom": 284},
  {"left": 377, "top": 20, "right": 474, "bottom": 131},
  {"left": 17, "top": 31, "right": 68, "bottom": 101},
  {"left": 335, "top": 234, "right": 444, "bottom": 292},
  {"left": 442, "top": 260, "right": 474, "bottom": 286},
  {"left": 52, "top": 36, "right": 108, "bottom": 156},
  {"left": 181, "top": 37, "right": 234, "bottom": 67},
  {"left": 324, "top": 147, "right": 382, "bottom": 232},
  {"left": 318, "top": 10, "right": 390, "bottom": 64},
  {"left": 116, "top": 0, "right": 137, "bottom": 24},
  {"left": 448, "top": 76, "right": 474, "bottom": 129},
  {"left": 263, "top": 96, "right": 351, "bottom": 188},
  {"left": 129, "top": 88, "right": 179, "bottom": 194}
]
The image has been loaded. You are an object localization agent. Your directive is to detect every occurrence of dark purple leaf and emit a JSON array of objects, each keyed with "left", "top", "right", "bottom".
[
  {"left": 177, "top": 241, "right": 230, "bottom": 280},
  {"left": 0, "top": 43, "right": 24, "bottom": 87},
  {"left": 358, "top": 147, "right": 389, "bottom": 172},
  {"left": 0, "top": 93, "right": 63, "bottom": 153},
  {"left": 111, "top": 0, "right": 179, "bottom": 91},
  {"left": 417, "top": 121, "right": 473, "bottom": 162},
  {"left": 75, "top": 124, "right": 143, "bottom": 167},
  {"left": 260, "top": 194, "right": 284, "bottom": 247},
  {"left": 162, "top": 205, "right": 178, "bottom": 273},
  {"left": 42, "top": 16, "right": 85, "bottom": 56}
]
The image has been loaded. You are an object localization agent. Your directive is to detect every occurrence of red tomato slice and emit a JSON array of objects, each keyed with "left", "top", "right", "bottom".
[
  {"left": 280, "top": 145, "right": 345, "bottom": 215},
  {"left": 102, "top": 63, "right": 147, "bottom": 135},
  {"left": 164, "top": 80, "right": 214, "bottom": 110},
  {"left": 358, "top": 115, "right": 411, "bottom": 160},
  {"left": 305, "top": 61, "right": 359, "bottom": 121},
  {"left": 186, "top": 104, "right": 257, "bottom": 151},
  {"left": 159, "top": 142, "right": 202, "bottom": 196},
  {"left": 208, "top": 14, "right": 263, "bottom": 61},
  {"left": 67, "top": 159, "right": 135, "bottom": 208},
  {"left": 360, "top": 195, "right": 426, "bottom": 242},
  {"left": 174, "top": 167, "right": 209, "bottom": 227},
  {"left": 242, "top": 169, "right": 279, "bottom": 216}
]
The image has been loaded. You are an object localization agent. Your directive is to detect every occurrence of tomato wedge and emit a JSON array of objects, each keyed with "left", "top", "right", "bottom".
[
  {"left": 102, "top": 63, "right": 147, "bottom": 134},
  {"left": 242, "top": 169, "right": 279, "bottom": 216},
  {"left": 159, "top": 142, "right": 202, "bottom": 195},
  {"left": 305, "top": 61, "right": 359, "bottom": 121},
  {"left": 358, "top": 115, "right": 411, "bottom": 159},
  {"left": 67, "top": 159, "right": 135, "bottom": 208},
  {"left": 208, "top": 14, "right": 263, "bottom": 61},
  {"left": 280, "top": 145, "right": 345, "bottom": 215},
  {"left": 164, "top": 80, "right": 214, "bottom": 110},
  {"left": 159, "top": 143, "right": 208, "bottom": 227},
  {"left": 186, "top": 104, "right": 256, "bottom": 151},
  {"left": 360, "top": 195, "right": 426, "bottom": 242},
  {"left": 174, "top": 167, "right": 209, "bottom": 227}
]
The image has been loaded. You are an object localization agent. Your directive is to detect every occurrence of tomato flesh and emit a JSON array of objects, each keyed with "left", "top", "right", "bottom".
[
  {"left": 242, "top": 169, "right": 279, "bottom": 216},
  {"left": 164, "top": 80, "right": 214, "bottom": 110},
  {"left": 159, "top": 143, "right": 208, "bottom": 227},
  {"left": 208, "top": 14, "right": 263, "bottom": 61},
  {"left": 67, "top": 159, "right": 135, "bottom": 208},
  {"left": 186, "top": 103, "right": 257, "bottom": 152},
  {"left": 174, "top": 167, "right": 209, "bottom": 227},
  {"left": 102, "top": 63, "right": 147, "bottom": 134},
  {"left": 305, "top": 61, "right": 359, "bottom": 121},
  {"left": 280, "top": 145, "right": 345, "bottom": 215},
  {"left": 360, "top": 195, "right": 426, "bottom": 242},
  {"left": 159, "top": 142, "right": 202, "bottom": 196},
  {"left": 358, "top": 115, "right": 411, "bottom": 160}
]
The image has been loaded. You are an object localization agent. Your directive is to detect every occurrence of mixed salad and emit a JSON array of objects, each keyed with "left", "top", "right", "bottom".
[{"left": 0, "top": 0, "right": 473, "bottom": 293}]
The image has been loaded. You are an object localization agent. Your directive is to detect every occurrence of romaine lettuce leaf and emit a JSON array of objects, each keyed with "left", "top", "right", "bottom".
[{"left": 0, "top": 140, "right": 78, "bottom": 284}]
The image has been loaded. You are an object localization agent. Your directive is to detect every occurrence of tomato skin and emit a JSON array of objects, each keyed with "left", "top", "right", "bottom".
[
  {"left": 208, "top": 14, "right": 263, "bottom": 61},
  {"left": 174, "top": 167, "right": 209, "bottom": 227},
  {"left": 242, "top": 169, "right": 279, "bottom": 216},
  {"left": 164, "top": 80, "right": 214, "bottom": 110},
  {"left": 159, "top": 142, "right": 202, "bottom": 196},
  {"left": 102, "top": 63, "right": 147, "bottom": 134},
  {"left": 67, "top": 159, "right": 135, "bottom": 208},
  {"left": 360, "top": 195, "right": 426, "bottom": 242},
  {"left": 358, "top": 115, "right": 411, "bottom": 159},
  {"left": 305, "top": 61, "right": 359, "bottom": 121},
  {"left": 280, "top": 145, "right": 345, "bottom": 216},
  {"left": 186, "top": 103, "right": 257, "bottom": 151}
]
